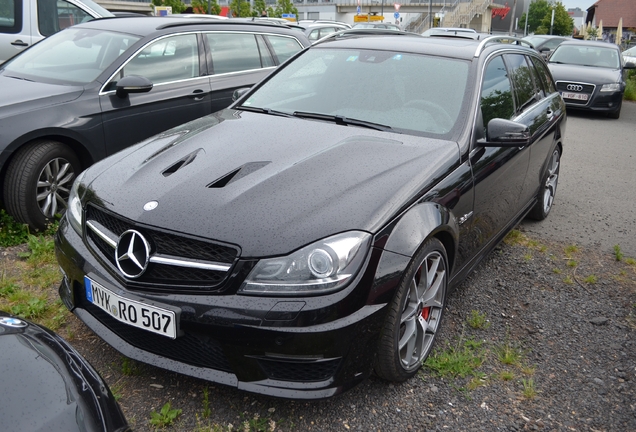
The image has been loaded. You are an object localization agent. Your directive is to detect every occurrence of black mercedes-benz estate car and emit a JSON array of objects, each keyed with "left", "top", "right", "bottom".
[
  {"left": 55, "top": 31, "right": 567, "bottom": 399},
  {"left": 547, "top": 40, "right": 635, "bottom": 119},
  {"left": 0, "top": 17, "right": 309, "bottom": 230}
]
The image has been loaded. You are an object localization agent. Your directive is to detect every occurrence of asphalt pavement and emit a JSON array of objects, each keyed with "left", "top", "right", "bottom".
[{"left": 521, "top": 100, "right": 636, "bottom": 257}]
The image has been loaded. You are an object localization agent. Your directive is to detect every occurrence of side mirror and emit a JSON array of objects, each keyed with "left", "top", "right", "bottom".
[
  {"left": 232, "top": 87, "right": 251, "bottom": 102},
  {"left": 479, "top": 118, "right": 530, "bottom": 147},
  {"left": 624, "top": 61, "right": 636, "bottom": 69},
  {"left": 115, "top": 75, "right": 153, "bottom": 98}
]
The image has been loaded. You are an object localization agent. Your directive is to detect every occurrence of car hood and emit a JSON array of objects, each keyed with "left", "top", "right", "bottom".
[
  {"left": 0, "top": 75, "right": 83, "bottom": 119},
  {"left": 0, "top": 312, "right": 129, "bottom": 432},
  {"left": 86, "top": 110, "right": 459, "bottom": 257},
  {"left": 547, "top": 63, "right": 621, "bottom": 85}
]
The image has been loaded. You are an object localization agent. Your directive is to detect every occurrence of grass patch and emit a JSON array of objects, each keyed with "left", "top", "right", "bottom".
[
  {"left": 564, "top": 244, "right": 579, "bottom": 258},
  {"left": 613, "top": 245, "right": 624, "bottom": 261},
  {"left": 0, "top": 210, "right": 29, "bottom": 247},
  {"left": 521, "top": 378, "right": 537, "bottom": 399},
  {"left": 494, "top": 341, "right": 523, "bottom": 366},
  {"left": 424, "top": 337, "right": 486, "bottom": 378},
  {"left": 566, "top": 260, "right": 577, "bottom": 268},
  {"left": 201, "top": 386, "right": 211, "bottom": 419},
  {"left": 624, "top": 73, "right": 636, "bottom": 101},
  {"left": 552, "top": 268, "right": 562, "bottom": 274},
  {"left": 466, "top": 310, "right": 490, "bottom": 330},
  {"left": 149, "top": 402, "right": 182, "bottom": 428},
  {"left": 499, "top": 370, "right": 515, "bottom": 381},
  {"left": 583, "top": 275, "right": 597, "bottom": 284},
  {"left": 121, "top": 356, "right": 142, "bottom": 376},
  {"left": 563, "top": 275, "right": 574, "bottom": 285}
]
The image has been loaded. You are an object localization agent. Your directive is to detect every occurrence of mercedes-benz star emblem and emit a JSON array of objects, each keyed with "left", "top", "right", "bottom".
[
  {"left": 566, "top": 84, "right": 583, "bottom": 92},
  {"left": 115, "top": 230, "right": 151, "bottom": 278}
]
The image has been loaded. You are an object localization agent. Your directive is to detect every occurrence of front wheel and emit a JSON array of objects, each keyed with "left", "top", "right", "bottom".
[
  {"left": 527, "top": 147, "right": 560, "bottom": 221},
  {"left": 3, "top": 140, "right": 80, "bottom": 231},
  {"left": 375, "top": 237, "right": 448, "bottom": 382}
]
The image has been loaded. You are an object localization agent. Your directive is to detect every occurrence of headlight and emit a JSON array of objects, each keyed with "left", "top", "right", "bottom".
[
  {"left": 67, "top": 170, "right": 86, "bottom": 235},
  {"left": 239, "top": 231, "right": 371, "bottom": 296},
  {"left": 600, "top": 83, "right": 620, "bottom": 92}
]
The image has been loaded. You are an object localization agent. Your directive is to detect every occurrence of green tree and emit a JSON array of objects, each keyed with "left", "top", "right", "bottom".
[
  {"left": 253, "top": 0, "right": 267, "bottom": 16},
  {"left": 520, "top": 0, "right": 551, "bottom": 34},
  {"left": 151, "top": 0, "right": 187, "bottom": 14},
  {"left": 229, "top": 0, "right": 251, "bottom": 17},
  {"left": 539, "top": 2, "right": 573, "bottom": 36},
  {"left": 192, "top": 0, "right": 221, "bottom": 15},
  {"left": 272, "top": 0, "right": 298, "bottom": 19}
]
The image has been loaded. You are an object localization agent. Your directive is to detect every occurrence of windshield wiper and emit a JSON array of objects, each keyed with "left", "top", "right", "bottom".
[
  {"left": 237, "top": 106, "right": 293, "bottom": 118},
  {"left": 291, "top": 111, "right": 394, "bottom": 132}
]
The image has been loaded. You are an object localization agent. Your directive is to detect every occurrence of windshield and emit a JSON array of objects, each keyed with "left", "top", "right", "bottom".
[
  {"left": 1, "top": 28, "right": 139, "bottom": 84},
  {"left": 549, "top": 45, "right": 621, "bottom": 69},
  {"left": 523, "top": 36, "right": 548, "bottom": 46},
  {"left": 623, "top": 46, "right": 636, "bottom": 56},
  {"left": 239, "top": 48, "right": 469, "bottom": 136}
]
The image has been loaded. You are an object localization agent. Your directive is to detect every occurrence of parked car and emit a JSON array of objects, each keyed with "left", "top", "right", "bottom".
[
  {"left": 299, "top": 19, "right": 351, "bottom": 29},
  {"left": 0, "top": 311, "right": 130, "bottom": 432},
  {"left": 304, "top": 23, "right": 349, "bottom": 42},
  {"left": 522, "top": 35, "right": 569, "bottom": 58},
  {"left": 622, "top": 45, "right": 636, "bottom": 65},
  {"left": 352, "top": 22, "right": 400, "bottom": 30},
  {"left": 547, "top": 40, "right": 635, "bottom": 119},
  {"left": 0, "top": 17, "right": 310, "bottom": 230},
  {"left": 56, "top": 32, "right": 566, "bottom": 399},
  {"left": 422, "top": 27, "right": 477, "bottom": 37},
  {"left": 0, "top": 0, "right": 113, "bottom": 63}
]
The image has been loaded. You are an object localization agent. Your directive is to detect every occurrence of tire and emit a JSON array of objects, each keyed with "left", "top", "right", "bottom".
[
  {"left": 607, "top": 100, "right": 621, "bottom": 119},
  {"left": 527, "top": 147, "right": 560, "bottom": 221},
  {"left": 3, "top": 140, "right": 80, "bottom": 231},
  {"left": 375, "top": 237, "right": 448, "bottom": 382}
]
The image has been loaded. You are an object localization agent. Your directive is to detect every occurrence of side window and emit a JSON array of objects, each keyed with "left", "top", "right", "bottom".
[
  {"left": 0, "top": 0, "right": 21, "bottom": 33},
  {"left": 121, "top": 34, "right": 199, "bottom": 84},
  {"left": 37, "top": 0, "right": 93, "bottom": 37},
  {"left": 266, "top": 35, "right": 303, "bottom": 64},
  {"left": 529, "top": 56, "right": 556, "bottom": 95},
  {"left": 504, "top": 54, "right": 537, "bottom": 113},
  {"left": 544, "top": 39, "right": 564, "bottom": 50},
  {"left": 256, "top": 35, "right": 274, "bottom": 68},
  {"left": 207, "top": 33, "right": 261, "bottom": 74},
  {"left": 481, "top": 55, "right": 514, "bottom": 129},
  {"left": 308, "top": 29, "right": 320, "bottom": 41}
]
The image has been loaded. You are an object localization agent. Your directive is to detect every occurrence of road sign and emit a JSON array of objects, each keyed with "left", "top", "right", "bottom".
[
  {"left": 357, "top": 5, "right": 361, "bottom": 13},
  {"left": 394, "top": 3, "right": 400, "bottom": 11},
  {"left": 394, "top": 12, "right": 400, "bottom": 19},
  {"left": 282, "top": 13, "right": 296, "bottom": 18}
]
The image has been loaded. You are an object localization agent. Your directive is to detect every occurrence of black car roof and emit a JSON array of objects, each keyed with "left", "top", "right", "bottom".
[
  {"left": 557, "top": 40, "right": 620, "bottom": 50},
  {"left": 315, "top": 33, "right": 535, "bottom": 61},
  {"left": 73, "top": 16, "right": 302, "bottom": 37}
]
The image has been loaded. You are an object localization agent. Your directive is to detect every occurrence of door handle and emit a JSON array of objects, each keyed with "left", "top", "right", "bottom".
[
  {"left": 11, "top": 39, "right": 29, "bottom": 47},
  {"left": 190, "top": 89, "right": 205, "bottom": 101}
]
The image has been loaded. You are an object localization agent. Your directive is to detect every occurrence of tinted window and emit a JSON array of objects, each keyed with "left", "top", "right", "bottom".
[
  {"left": 207, "top": 33, "right": 261, "bottom": 74},
  {"left": 37, "top": 0, "right": 93, "bottom": 37},
  {"left": 505, "top": 54, "right": 536, "bottom": 113},
  {"left": 529, "top": 56, "right": 556, "bottom": 94},
  {"left": 0, "top": 0, "right": 20, "bottom": 33},
  {"left": 266, "top": 35, "right": 303, "bottom": 64},
  {"left": 122, "top": 34, "right": 199, "bottom": 84},
  {"left": 481, "top": 55, "right": 514, "bottom": 128}
]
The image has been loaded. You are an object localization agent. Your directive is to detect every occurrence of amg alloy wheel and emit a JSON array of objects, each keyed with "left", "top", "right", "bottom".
[
  {"left": 375, "top": 237, "right": 448, "bottom": 382},
  {"left": 528, "top": 147, "right": 560, "bottom": 221}
]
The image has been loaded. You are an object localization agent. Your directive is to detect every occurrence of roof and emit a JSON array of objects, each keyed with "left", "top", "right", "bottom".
[
  {"left": 558, "top": 39, "right": 621, "bottom": 51},
  {"left": 587, "top": 0, "right": 636, "bottom": 28}
]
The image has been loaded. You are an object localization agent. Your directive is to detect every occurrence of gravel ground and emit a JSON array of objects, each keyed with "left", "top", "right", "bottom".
[{"left": 51, "top": 228, "right": 636, "bottom": 432}]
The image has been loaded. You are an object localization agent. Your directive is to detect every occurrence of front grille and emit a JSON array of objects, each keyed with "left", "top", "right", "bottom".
[
  {"left": 85, "top": 204, "right": 239, "bottom": 291},
  {"left": 257, "top": 357, "right": 341, "bottom": 382},
  {"left": 83, "top": 298, "right": 233, "bottom": 372},
  {"left": 556, "top": 81, "right": 595, "bottom": 106}
]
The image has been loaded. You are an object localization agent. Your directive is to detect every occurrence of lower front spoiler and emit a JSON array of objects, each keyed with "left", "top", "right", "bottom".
[{"left": 73, "top": 307, "right": 366, "bottom": 399}]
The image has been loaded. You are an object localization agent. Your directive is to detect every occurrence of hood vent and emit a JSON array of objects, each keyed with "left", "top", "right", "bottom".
[
  {"left": 162, "top": 149, "right": 202, "bottom": 177},
  {"left": 207, "top": 161, "right": 271, "bottom": 188}
]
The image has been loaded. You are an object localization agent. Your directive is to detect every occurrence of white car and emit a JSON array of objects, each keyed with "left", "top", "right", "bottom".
[{"left": 622, "top": 45, "right": 636, "bottom": 66}]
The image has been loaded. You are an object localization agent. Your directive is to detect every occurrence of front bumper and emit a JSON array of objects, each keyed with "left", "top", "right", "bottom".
[
  {"left": 561, "top": 88, "right": 623, "bottom": 114},
  {"left": 55, "top": 217, "right": 407, "bottom": 399}
]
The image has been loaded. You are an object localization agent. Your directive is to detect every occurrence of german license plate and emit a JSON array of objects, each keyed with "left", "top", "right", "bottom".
[
  {"left": 85, "top": 277, "right": 177, "bottom": 339},
  {"left": 561, "top": 92, "right": 588, "bottom": 101}
]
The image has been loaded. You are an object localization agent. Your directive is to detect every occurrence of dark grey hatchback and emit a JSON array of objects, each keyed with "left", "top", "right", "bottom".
[
  {"left": 56, "top": 32, "right": 566, "bottom": 399},
  {"left": 0, "top": 17, "right": 309, "bottom": 230}
]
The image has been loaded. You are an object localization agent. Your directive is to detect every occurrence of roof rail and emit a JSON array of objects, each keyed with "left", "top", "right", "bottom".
[
  {"left": 314, "top": 28, "right": 418, "bottom": 45},
  {"left": 474, "top": 36, "right": 535, "bottom": 57},
  {"left": 156, "top": 19, "right": 284, "bottom": 30}
]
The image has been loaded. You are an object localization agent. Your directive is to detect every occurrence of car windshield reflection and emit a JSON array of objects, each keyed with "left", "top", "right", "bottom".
[
  {"left": 239, "top": 48, "right": 469, "bottom": 136},
  {"left": 549, "top": 45, "right": 621, "bottom": 69}
]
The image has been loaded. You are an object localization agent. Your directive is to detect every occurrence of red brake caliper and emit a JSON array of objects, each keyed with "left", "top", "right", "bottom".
[{"left": 421, "top": 307, "right": 430, "bottom": 320}]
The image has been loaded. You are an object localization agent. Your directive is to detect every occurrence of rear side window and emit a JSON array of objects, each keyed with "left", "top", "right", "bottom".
[
  {"left": 505, "top": 54, "right": 537, "bottom": 113},
  {"left": 37, "top": 0, "right": 93, "bottom": 37},
  {"left": 481, "top": 55, "right": 514, "bottom": 128},
  {"left": 207, "top": 33, "right": 262, "bottom": 74},
  {"left": 266, "top": 35, "right": 303, "bottom": 64},
  {"left": 0, "top": 0, "right": 21, "bottom": 33}
]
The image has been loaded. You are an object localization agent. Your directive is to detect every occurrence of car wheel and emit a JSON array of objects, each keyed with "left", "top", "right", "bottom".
[
  {"left": 3, "top": 140, "right": 80, "bottom": 231},
  {"left": 607, "top": 100, "right": 621, "bottom": 119},
  {"left": 527, "top": 147, "right": 560, "bottom": 221},
  {"left": 375, "top": 237, "right": 447, "bottom": 382}
]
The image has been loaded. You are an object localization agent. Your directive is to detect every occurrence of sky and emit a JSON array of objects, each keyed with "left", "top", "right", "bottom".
[{"left": 559, "top": 0, "right": 595, "bottom": 10}]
